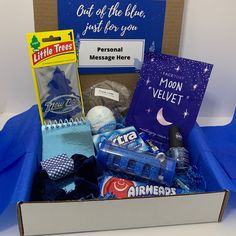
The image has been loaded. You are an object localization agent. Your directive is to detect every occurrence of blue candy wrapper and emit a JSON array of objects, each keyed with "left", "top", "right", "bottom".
[{"left": 93, "top": 126, "right": 149, "bottom": 152}]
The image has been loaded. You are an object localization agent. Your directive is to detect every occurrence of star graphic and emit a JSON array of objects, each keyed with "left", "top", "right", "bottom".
[
  {"left": 183, "top": 109, "right": 189, "bottom": 118},
  {"left": 146, "top": 108, "right": 151, "bottom": 113},
  {"left": 148, "top": 86, "right": 152, "bottom": 90},
  {"left": 204, "top": 67, "right": 209, "bottom": 73},
  {"left": 146, "top": 78, "right": 151, "bottom": 85},
  {"left": 175, "top": 66, "right": 180, "bottom": 72},
  {"left": 193, "top": 84, "right": 198, "bottom": 90},
  {"left": 151, "top": 58, "right": 155, "bottom": 62}
]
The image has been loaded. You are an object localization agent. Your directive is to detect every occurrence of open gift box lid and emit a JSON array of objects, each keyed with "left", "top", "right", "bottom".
[{"left": 0, "top": 105, "right": 234, "bottom": 235}]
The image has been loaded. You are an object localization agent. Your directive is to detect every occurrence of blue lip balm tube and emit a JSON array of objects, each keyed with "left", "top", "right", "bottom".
[{"left": 97, "top": 141, "right": 176, "bottom": 186}]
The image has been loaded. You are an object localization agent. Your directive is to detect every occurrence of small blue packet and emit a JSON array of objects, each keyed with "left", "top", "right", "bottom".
[
  {"left": 93, "top": 126, "right": 149, "bottom": 152},
  {"left": 126, "top": 53, "right": 213, "bottom": 147}
]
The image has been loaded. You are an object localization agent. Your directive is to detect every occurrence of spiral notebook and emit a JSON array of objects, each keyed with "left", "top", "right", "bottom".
[{"left": 42, "top": 118, "right": 95, "bottom": 161}]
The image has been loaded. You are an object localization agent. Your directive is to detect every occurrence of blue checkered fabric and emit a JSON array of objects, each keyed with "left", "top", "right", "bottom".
[{"left": 41, "top": 154, "right": 74, "bottom": 180}]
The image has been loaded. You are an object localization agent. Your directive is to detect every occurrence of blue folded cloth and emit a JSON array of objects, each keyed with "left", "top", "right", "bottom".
[
  {"left": 0, "top": 106, "right": 41, "bottom": 214},
  {"left": 31, "top": 155, "right": 100, "bottom": 201},
  {"left": 41, "top": 154, "right": 74, "bottom": 181}
]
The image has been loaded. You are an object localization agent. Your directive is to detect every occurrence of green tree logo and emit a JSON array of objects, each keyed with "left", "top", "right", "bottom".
[{"left": 30, "top": 35, "right": 40, "bottom": 52}]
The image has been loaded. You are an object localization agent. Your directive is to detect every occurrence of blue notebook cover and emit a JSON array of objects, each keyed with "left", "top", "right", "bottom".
[{"left": 42, "top": 119, "right": 95, "bottom": 161}]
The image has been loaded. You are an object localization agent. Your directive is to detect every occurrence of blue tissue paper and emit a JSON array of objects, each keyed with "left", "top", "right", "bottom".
[
  {"left": 0, "top": 106, "right": 41, "bottom": 214},
  {"left": 202, "top": 108, "right": 236, "bottom": 191}
]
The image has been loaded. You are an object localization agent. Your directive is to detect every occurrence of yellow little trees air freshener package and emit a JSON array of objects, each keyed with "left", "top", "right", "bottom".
[{"left": 26, "top": 30, "right": 84, "bottom": 125}]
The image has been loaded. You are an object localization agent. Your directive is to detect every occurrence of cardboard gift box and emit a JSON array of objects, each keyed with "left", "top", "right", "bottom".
[
  {"left": 0, "top": 106, "right": 230, "bottom": 236},
  {"left": 1, "top": 0, "right": 234, "bottom": 235}
]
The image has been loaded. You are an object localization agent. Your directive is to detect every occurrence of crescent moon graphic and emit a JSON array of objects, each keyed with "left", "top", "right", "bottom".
[
  {"left": 156, "top": 108, "right": 173, "bottom": 126},
  {"left": 114, "top": 182, "right": 129, "bottom": 192}
]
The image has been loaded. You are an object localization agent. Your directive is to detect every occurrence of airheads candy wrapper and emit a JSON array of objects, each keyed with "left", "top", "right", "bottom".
[
  {"left": 126, "top": 53, "right": 213, "bottom": 147},
  {"left": 93, "top": 126, "right": 149, "bottom": 152},
  {"left": 100, "top": 176, "right": 181, "bottom": 199}
]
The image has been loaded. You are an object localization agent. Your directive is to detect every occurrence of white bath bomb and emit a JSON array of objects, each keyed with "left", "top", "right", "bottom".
[{"left": 86, "top": 106, "right": 116, "bottom": 134}]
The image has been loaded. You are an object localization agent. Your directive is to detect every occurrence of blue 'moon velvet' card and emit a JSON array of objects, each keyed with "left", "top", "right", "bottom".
[{"left": 126, "top": 53, "right": 213, "bottom": 148}]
